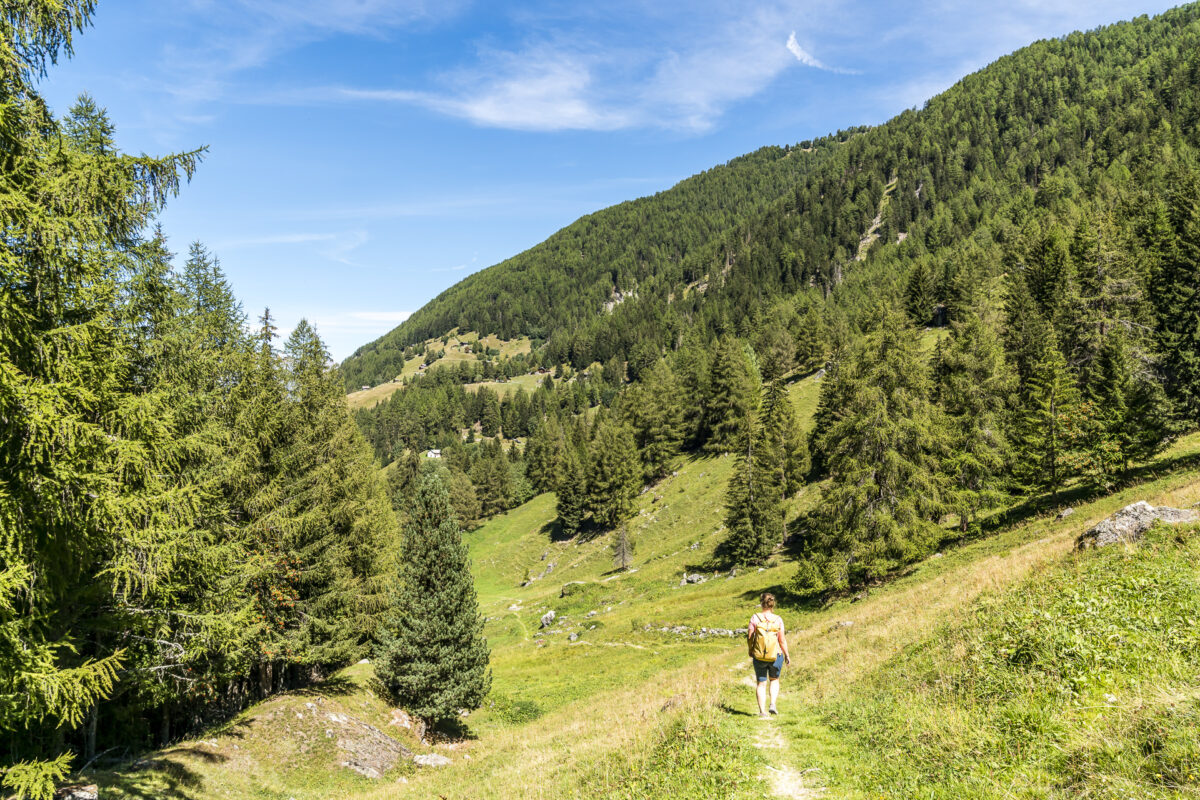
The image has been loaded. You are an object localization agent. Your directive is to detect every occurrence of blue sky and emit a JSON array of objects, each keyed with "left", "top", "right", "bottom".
[{"left": 40, "top": 0, "right": 1179, "bottom": 359}]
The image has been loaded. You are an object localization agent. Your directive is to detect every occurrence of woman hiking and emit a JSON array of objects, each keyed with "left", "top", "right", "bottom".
[{"left": 748, "top": 592, "right": 791, "bottom": 719}]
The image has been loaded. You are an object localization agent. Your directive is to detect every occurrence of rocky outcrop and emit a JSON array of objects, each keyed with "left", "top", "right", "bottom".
[
  {"left": 539, "top": 610, "right": 557, "bottom": 628},
  {"left": 55, "top": 787, "right": 99, "bottom": 800},
  {"left": 643, "top": 623, "right": 742, "bottom": 639},
  {"left": 332, "top": 710, "right": 412, "bottom": 779},
  {"left": 1075, "top": 501, "right": 1197, "bottom": 549}
]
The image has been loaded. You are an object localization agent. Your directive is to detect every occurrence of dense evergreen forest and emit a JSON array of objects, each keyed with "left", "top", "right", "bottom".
[
  {"left": 0, "top": 6, "right": 492, "bottom": 798},
  {"left": 354, "top": 5, "right": 1200, "bottom": 586},
  {"left": 340, "top": 135, "right": 852, "bottom": 389}
]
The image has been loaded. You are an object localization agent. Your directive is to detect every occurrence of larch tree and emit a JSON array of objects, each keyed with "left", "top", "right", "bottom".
[
  {"left": 0, "top": 4, "right": 203, "bottom": 793},
  {"left": 792, "top": 313, "right": 949, "bottom": 595}
]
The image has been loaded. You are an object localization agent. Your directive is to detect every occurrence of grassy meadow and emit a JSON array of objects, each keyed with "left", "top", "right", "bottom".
[{"left": 84, "top": 369, "right": 1200, "bottom": 798}]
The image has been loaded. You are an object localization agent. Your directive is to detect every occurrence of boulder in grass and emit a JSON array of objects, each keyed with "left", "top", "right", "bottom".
[
  {"left": 56, "top": 787, "right": 99, "bottom": 800},
  {"left": 1075, "top": 501, "right": 1197, "bottom": 550},
  {"left": 539, "top": 610, "right": 556, "bottom": 628},
  {"left": 413, "top": 753, "right": 451, "bottom": 767}
]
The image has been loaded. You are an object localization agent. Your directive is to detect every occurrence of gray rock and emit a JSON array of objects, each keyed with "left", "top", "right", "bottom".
[
  {"left": 1056, "top": 507, "right": 1075, "bottom": 521},
  {"left": 539, "top": 610, "right": 556, "bottom": 628},
  {"left": 413, "top": 753, "right": 451, "bottom": 768},
  {"left": 851, "top": 591, "right": 868, "bottom": 603},
  {"left": 1076, "top": 501, "right": 1197, "bottom": 549},
  {"left": 679, "top": 576, "right": 687, "bottom": 587},
  {"left": 814, "top": 368, "right": 826, "bottom": 379},
  {"left": 343, "top": 761, "right": 382, "bottom": 779},
  {"left": 685, "top": 573, "right": 706, "bottom": 584},
  {"left": 56, "top": 787, "right": 99, "bottom": 800},
  {"left": 728, "top": 568, "right": 738, "bottom": 578},
  {"left": 568, "top": 632, "right": 578, "bottom": 642},
  {"left": 585, "top": 610, "right": 597, "bottom": 618},
  {"left": 829, "top": 621, "right": 854, "bottom": 632}
]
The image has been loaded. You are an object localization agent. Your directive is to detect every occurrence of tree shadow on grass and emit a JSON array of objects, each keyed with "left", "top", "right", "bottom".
[
  {"left": 718, "top": 702, "right": 756, "bottom": 717},
  {"left": 946, "top": 448, "right": 1200, "bottom": 550},
  {"left": 91, "top": 748, "right": 225, "bottom": 800},
  {"left": 428, "top": 716, "right": 480, "bottom": 743},
  {"left": 294, "top": 676, "right": 358, "bottom": 698}
]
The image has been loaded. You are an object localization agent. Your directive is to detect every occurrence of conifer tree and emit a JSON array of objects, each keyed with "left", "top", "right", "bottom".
[
  {"left": 1011, "top": 328, "right": 1083, "bottom": 498},
  {"left": 269, "top": 321, "right": 398, "bottom": 666},
  {"left": 374, "top": 475, "right": 490, "bottom": 726},
  {"left": 446, "top": 468, "right": 482, "bottom": 528},
  {"left": 469, "top": 442, "right": 512, "bottom": 517},
  {"left": 904, "top": 259, "right": 937, "bottom": 325},
  {"left": 524, "top": 416, "right": 564, "bottom": 494},
  {"left": 793, "top": 313, "right": 948, "bottom": 594},
  {"left": 1153, "top": 173, "right": 1200, "bottom": 424},
  {"left": 585, "top": 417, "right": 642, "bottom": 529},
  {"left": 612, "top": 524, "right": 635, "bottom": 571},
  {"left": 1079, "top": 331, "right": 1170, "bottom": 487},
  {"left": 556, "top": 446, "right": 587, "bottom": 537},
  {"left": 759, "top": 379, "right": 809, "bottom": 498},
  {"left": 723, "top": 406, "right": 785, "bottom": 566},
  {"left": 704, "top": 337, "right": 761, "bottom": 454},
  {"left": 618, "top": 361, "right": 684, "bottom": 482},
  {"left": 936, "top": 315, "right": 1013, "bottom": 530},
  {"left": 0, "top": 7, "right": 204, "bottom": 791}
]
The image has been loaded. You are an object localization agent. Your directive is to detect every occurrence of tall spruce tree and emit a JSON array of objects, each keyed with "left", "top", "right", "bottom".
[
  {"left": 271, "top": 321, "right": 398, "bottom": 666},
  {"left": 1011, "top": 327, "right": 1083, "bottom": 498},
  {"left": 936, "top": 314, "right": 1013, "bottom": 530},
  {"left": 703, "top": 337, "right": 761, "bottom": 454},
  {"left": 759, "top": 379, "right": 809, "bottom": 498},
  {"left": 585, "top": 416, "right": 642, "bottom": 529},
  {"left": 618, "top": 360, "right": 684, "bottom": 482},
  {"left": 374, "top": 475, "right": 490, "bottom": 726},
  {"left": 1153, "top": 173, "right": 1200, "bottom": 425},
  {"left": 723, "top": 405, "right": 785, "bottom": 566},
  {"left": 556, "top": 445, "right": 587, "bottom": 537}
]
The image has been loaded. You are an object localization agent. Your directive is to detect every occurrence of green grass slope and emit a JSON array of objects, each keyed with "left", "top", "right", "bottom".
[{"left": 82, "top": 361, "right": 1200, "bottom": 798}]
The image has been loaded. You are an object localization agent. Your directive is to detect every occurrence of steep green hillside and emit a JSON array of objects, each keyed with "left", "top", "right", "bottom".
[
  {"left": 344, "top": 4, "right": 1200, "bottom": 384},
  {"left": 341, "top": 140, "right": 844, "bottom": 389}
]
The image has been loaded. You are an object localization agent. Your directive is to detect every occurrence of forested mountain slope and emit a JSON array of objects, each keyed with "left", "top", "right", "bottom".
[
  {"left": 340, "top": 138, "right": 846, "bottom": 388},
  {"left": 344, "top": 4, "right": 1200, "bottom": 386}
]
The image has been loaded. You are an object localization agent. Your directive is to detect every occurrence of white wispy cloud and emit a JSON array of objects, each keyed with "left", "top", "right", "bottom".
[
  {"left": 216, "top": 232, "right": 340, "bottom": 248},
  {"left": 337, "top": 13, "right": 802, "bottom": 134},
  {"left": 786, "top": 31, "right": 857, "bottom": 74}
]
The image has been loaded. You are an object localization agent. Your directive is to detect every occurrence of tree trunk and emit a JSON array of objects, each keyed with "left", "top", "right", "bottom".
[{"left": 84, "top": 703, "right": 98, "bottom": 763}]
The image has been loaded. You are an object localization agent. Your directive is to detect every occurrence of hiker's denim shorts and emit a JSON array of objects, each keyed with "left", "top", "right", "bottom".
[{"left": 752, "top": 653, "right": 784, "bottom": 682}]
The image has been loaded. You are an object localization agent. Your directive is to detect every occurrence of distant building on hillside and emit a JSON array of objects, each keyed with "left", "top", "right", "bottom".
[{"left": 425, "top": 449, "right": 442, "bottom": 459}]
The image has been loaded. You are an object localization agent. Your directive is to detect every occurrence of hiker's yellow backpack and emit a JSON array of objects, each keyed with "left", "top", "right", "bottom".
[{"left": 749, "top": 613, "right": 780, "bottom": 661}]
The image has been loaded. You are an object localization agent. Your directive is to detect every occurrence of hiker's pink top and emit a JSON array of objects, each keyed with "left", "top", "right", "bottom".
[{"left": 748, "top": 611, "right": 784, "bottom": 639}]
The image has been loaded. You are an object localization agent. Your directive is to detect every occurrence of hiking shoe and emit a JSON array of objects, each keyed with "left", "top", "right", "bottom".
[{"left": 769, "top": 705, "right": 778, "bottom": 715}]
